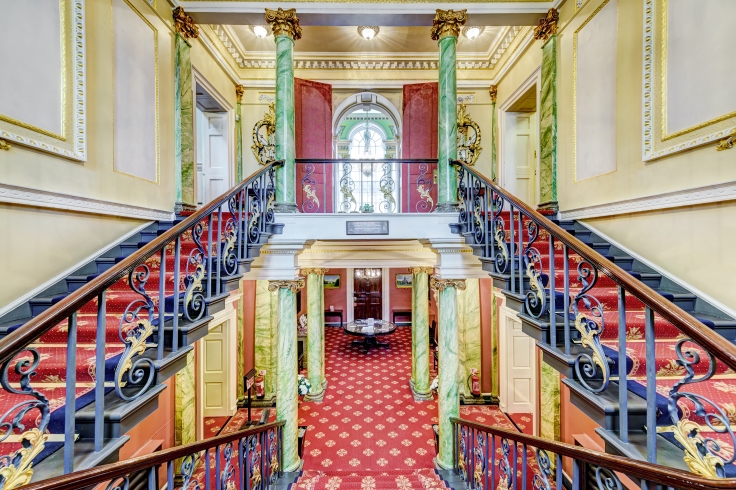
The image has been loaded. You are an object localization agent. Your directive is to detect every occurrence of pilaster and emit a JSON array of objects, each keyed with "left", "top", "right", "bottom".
[
  {"left": 236, "top": 85, "right": 244, "bottom": 182},
  {"left": 269, "top": 278, "right": 305, "bottom": 472},
  {"left": 535, "top": 9, "right": 559, "bottom": 212},
  {"left": 253, "top": 280, "right": 278, "bottom": 406}
]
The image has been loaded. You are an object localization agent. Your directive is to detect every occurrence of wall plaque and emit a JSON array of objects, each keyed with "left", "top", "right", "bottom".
[{"left": 346, "top": 220, "right": 389, "bottom": 235}]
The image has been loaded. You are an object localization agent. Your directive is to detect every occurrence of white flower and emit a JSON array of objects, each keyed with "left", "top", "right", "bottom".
[
  {"left": 430, "top": 377, "right": 439, "bottom": 392},
  {"left": 298, "top": 374, "right": 312, "bottom": 396}
]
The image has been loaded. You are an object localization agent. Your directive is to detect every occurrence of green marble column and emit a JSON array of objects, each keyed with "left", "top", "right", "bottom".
[
  {"left": 254, "top": 280, "right": 278, "bottom": 405},
  {"left": 458, "top": 279, "right": 482, "bottom": 404},
  {"left": 269, "top": 278, "right": 305, "bottom": 472},
  {"left": 538, "top": 35, "right": 558, "bottom": 211},
  {"left": 174, "top": 32, "right": 196, "bottom": 211},
  {"left": 540, "top": 361, "right": 561, "bottom": 441},
  {"left": 491, "top": 294, "right": 500, "bottom": 399},
  {"left": 237, "top": 279, "right": 245, "bottom": 405},
  {"left": 410, "top": 267, "right": 433, "bottom": 400},
  {"left": 303, "top": 268, "right": 328, "bottom": 401},
  {"left": 431, "top": 10, "right": 466, "bottom": 212},
  {"left": 266, "top": 8, "right": 301, "bottom": 213},
  {"left": 431, "top": 276, "right": 466, "bottom": 469},
  {"left": 236, "top": 85, "right": 244, "bottom": 182},
  {"left": 174, "top": 350, "right": 195, "bottom": 478}
]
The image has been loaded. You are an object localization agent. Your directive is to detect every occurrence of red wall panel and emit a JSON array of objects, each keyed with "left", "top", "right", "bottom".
[{"left": 401, "top": 83, "right": 438, "bottom": 212}]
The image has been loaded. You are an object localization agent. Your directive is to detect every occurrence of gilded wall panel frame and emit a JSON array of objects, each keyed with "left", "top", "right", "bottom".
[
  {"left": 0, "top": 0, "right": 86, "bottom": 161},
  {"left": 642, "top": 0, "right": 736, "bottom": 161},
  {"left": 112, "top": 0, "right": 160, "bottom": 184}
]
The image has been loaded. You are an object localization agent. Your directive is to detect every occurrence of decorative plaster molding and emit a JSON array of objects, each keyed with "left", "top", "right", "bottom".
[
  {"left": 457, "top": 93, "right": 476, "bottom": 104},
  {"left": 559, "top": 181, "right": 736, "bottom": 220},
  {"left": 0, "top": 183, "right": 174, "bottom": 220},
  {"left": 258, "top": 93, "right": 275, "bottom": 103},
  {"left": 1, "top": 0, "right": 87, "bottom": 161}
]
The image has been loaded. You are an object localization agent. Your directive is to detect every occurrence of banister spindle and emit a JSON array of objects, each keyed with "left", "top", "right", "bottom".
[
  {"left": 206, "top": 448, "right": 211, "bottom": 490},
  {"left": 64, "top": 312, "right": 78, "bottom": 473},
  {"left": 517, "top": 211, "right": 524, "bottom": 297},
  {"left": 94, "top": 292, "right": 106, "bottom": 452},
  {"left": 522, "top": 443, "right": 527, "bottom": 490},
  {"left": 563, "top": 244, "right": 570, "bottom": 356},
  {"left": 207, "top": 213, "right": 214, "bottom": 299},
  {"left": 645, "top": 305, "right": 657, "bottom": 464},
  {"left": 549, "top": 235, "right": 557, "bottom": 348},
  {"left": 556, "top": 453, "right": 562, "bottom": 490},
  {"left": 217, "top": 207, "right": 223, "bottom": 295},
  {"left": 509, "top": 205, "right": 516, "bottom": 294},
  {"left": 157, "top": 248, "right": 166, "bottom": 361},
  {"left": 215, "top": 444, "right": 222, "bottom": 490},
  {"left": 617, "top": 286, "right": 629, "bottom": 444},
  {"left": 512, "top": 440, "right": 518, "bottom": 490},
  {"left": 172, "top": 236, "right": 181, "bottom": 352},
  {"left": 167, "top": 460, "right": 174, "bottom": 490}
]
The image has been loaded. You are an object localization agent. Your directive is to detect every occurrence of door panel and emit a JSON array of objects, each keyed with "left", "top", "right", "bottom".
[
  {"left": 197, "top": 110, "right": 230, "bottom": 206},
  {"left": 401, "top": 83, "right": 438, "bottom": 213},
  {"left": 513, "top": 113, "right": 536, "bottom": 206},
  {"left": 504, "top": 314, "right": 535, "bottom": 414},
  {"left": 203, "top": 322, "right": 229, "bottom": 416},
  {"left": 353, "top": 269, "right": 382, "bottom": 320},
  {"left": 295, "top": 78, "right": 333, "bottom": 213}
]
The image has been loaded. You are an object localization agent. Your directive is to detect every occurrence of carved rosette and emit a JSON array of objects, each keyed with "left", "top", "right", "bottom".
[
  {"left": 489, "top": 85, "right": 498, "bottom": 104},
  {"left": 265, "top": 8, "right": 302, "bottom": 41},
  {"left": 173, "top": 7, "right": 199, "bottom": 40},
  {"left": 430, "top": 276, "right": 466, "bottom": 292},
  {"left": 409, "top": 266, "right": 435, "bottom": 275},
  {"left": 235, "top": 85, "right": 244, "bottom": 104},
  {"left": 430, "top": 9, "right": 467, "bottom": 41},
  {"left": 300, "top": 268, "right": 329, "bottom": 277},
  {"left": 268, "top": 278, "right": 305, "bottom": 293},
  {"left": 533, "top": 8, "right": 559, "bottom": 42}
]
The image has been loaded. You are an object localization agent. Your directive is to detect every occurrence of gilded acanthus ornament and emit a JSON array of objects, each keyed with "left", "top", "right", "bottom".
[
  {"left": 409, "top": 266, "right": 435, "bottom": 275},
  {"left": 533, "top": 8, "right": 559, "bottom": 41},
  {"left": 265, "top": 8, "right": 302, "bottom": 40},
  {"left": 716, "top": 130, "right": 735, "bottom": 151},
  {"left": 268, "top": 278, "right": 305, "bottom": 293},
  {"left": 489, "top": 85, "right": 498, "bottom": 104},
  {"left": 252, "top": 102, "right": 276, "bottom": 166},
  {"left": 430, "top": 276, "right": 466, "bottom": 292},
  {"left": 0, "top": 139, "right": 10, "bottom": 151},
  {"left": 173, "top": 7, "right": 199, "bottom": 40},
  {"left": 430, "top": 9, "right": 467, "bottom": 41},
  {"left": 235, "top": 85, "right": 244, "bottom": 103},
  {"left": 457, "top": 103, "right": 482, "bottom": 166},
  {"left": 301, "top": 268, "right": 329, "bottom": 276}
]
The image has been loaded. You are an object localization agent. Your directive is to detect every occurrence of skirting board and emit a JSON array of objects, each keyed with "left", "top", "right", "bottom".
[
  {"left": 0, "top": 183, "right": 174, "bottom": 220},
  {"left": 578, "top": 220, "right": 736, "bottom": 319},
  {"left": 0, "top": 221, "right": 153, "bottom": 318},
  {"left": 559, "top": 180, "right": 736, "bottom": 220}
]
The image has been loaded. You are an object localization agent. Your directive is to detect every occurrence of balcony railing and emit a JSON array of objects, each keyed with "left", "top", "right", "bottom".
[{"left": 296, "top": 159, "right": 438, "bottom": 214}]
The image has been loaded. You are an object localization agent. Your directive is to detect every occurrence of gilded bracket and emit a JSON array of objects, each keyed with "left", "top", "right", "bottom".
[
  {"left": 173, "top": 7, "right": 199, "bottom": 40},
  {"left": 533, "top": 8, "right": 559, "bottom": 41},
  {"left": 235, "top": 85, "right": 244, "bottom": 104},
  {"left": 268, "top": 278, "right": 305, "bottom": 293},
  {"left": 0, "top": 139, "right": 10, "bottom": 151},
  {"left": 716, "top": 131, "right": 735, "bottom": 151},
  {"left": 457, "top": 103, "right": 482, "bottom": 166},
  {"left": 252, "top": 102, "right": 276, "bottom": 166}
]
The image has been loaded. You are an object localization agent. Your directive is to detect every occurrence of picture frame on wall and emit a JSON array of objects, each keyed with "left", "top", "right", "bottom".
[
  {"left": 395, "top": 273, "right": 412, "bottom": 288},
  {"left": 324, "top": 274, "right": 341, "bottom": 289}
]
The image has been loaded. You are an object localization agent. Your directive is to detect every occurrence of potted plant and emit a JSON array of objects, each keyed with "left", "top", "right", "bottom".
[{"left": 360, "top": 203, "right": 374, "bottom": 213}]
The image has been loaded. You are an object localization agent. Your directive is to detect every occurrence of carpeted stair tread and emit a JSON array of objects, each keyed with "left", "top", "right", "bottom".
[{"left": 5, "top": 346, "right": 123, "bottom": 384}]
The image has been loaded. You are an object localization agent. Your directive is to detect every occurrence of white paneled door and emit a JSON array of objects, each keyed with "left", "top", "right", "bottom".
[
  {"left": 196, "top": 109, "right": 230, "bottom": 206},
  {"left": 202, "top": 321, "right": 230, "bottom": 417},
  {"left": 499, "top": 303, "right": 536, "bottom": 418},
  {"left": 514, "top": 113, "right": 537, "bottom": 207}
]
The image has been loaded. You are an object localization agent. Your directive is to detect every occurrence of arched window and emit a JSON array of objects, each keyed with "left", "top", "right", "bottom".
[{"left": 349, "top": 125, "right": 386, "bottom": 160}]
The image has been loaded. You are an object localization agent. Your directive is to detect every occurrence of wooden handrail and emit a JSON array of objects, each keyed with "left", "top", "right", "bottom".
[
  {"left": 452, "top": 160, "right": 736, "bottom": 373},
  {"left": 295, "top": 158, "right": 439, "bottom": 164},
  {"left": 451, "top": 418, "right": 736, "bottom": 489},
  {"left": 19, "top": 421, "right": 284, "bottom": 490},
  {"left": 0, "top": 161, "right": 284, "bottom": 367}
]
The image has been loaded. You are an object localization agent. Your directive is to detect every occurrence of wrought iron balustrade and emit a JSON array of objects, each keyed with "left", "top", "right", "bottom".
[
  {"left": 452, "top": 418, "right": 736, "bottom": 490},
  {"left": 452, "top": 160, "right": 736, "bottom": 479},
  {"left": 296, "top": 159, "right": 438, "bottom": 214},
  {"left": 19, "top": 421, "right": 284, "bottom": 490},
  {"left": 0, "top": 162, "right": 283, "bottom": 488}
]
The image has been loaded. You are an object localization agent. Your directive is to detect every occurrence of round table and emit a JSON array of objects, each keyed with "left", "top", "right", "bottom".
[{"left": 344, "top": 320, "right": 396, "bottom": 353}]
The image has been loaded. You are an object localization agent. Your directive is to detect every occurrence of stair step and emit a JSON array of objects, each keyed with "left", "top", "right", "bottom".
[
  {"left": 561, "top": 379, "right": 648, "bottom": 432},
  {"left": 30, "top": 436, "right": 129, "bottom": 483},
  {"left": 596, "top": 428, "right": 690, "bottom": 476}
]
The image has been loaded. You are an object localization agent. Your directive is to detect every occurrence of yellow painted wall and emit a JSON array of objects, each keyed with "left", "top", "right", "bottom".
[{"left": 0, "top": 203, "right": 145, "bottom": 308}]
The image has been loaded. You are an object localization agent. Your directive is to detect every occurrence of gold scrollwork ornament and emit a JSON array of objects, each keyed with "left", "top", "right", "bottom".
[
  {"left": 173, "top": 7, "right": 199, "bottom": 40},
  {"left": 0, "top": 429, "right": 48, "bottom": 490},
  {"left": 430, "top": 9, "right": 467, "bottom": 40},
  {"left": 252, "top": 102, "right": 276, "bottom": 166},
  {"left": 534, "top": 8, "right": 559, "bottom": 41},
  {"left": 457, "top": 103, "right": 482, "bottom": 166},
  {"left": 716, "top": 130, "right": 735, "bottom": 151},
  {"left": 0, "top": 139, "right": 10, "bottom": 151},
  {"left": 268, "top": 278, "right": 306, "bottom": 293},
  {"left": 430, "top": 276, "right": 466, "bottom": 292},
  {"left": 117, "top": 319, "right": 155, "bottom": 388}
]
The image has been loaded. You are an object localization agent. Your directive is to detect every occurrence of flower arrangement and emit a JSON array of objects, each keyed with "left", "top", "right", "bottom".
[
  {"left": 298, "top": 374, "right": 312, "bottom": 397},
  {"left": 360, "top": 203, "right": 374, "bottom": 213},
  {"left": 298, "top": 314, "right": 308, "bottom": 337},
  {"left": 430, "top": 377, "right": 439, "bottom": 393}
]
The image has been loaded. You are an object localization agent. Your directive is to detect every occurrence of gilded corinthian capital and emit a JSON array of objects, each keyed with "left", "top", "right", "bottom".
[
  {"left": 301, "top": 268, "right": 329, "bottom": 276},
  {"left": 489, "top": 85, "right": 498, "bottom": 104},
  {"left": 235, "top": 85, "right": 244, "bottom": 103},
  {"left": 409, "top": 266, "right": 435, "bottom": 275},
  {"left": 173, "top": 7, "right": 199, "bottom": 39},
  {"left": 430, "top": 275, "right": 466, "bottom": 292},
  {"left": 265, "top": 8, "right": 302, "bottom": 40},
  {"left": 533, "top": 8, "right": 559, "bottom": 41},
  {"left": 430, "top": 9, "right": 467, "bottom": 40},
  {"left": 268, "top": 278, "right": 305, "bottom": 293}
]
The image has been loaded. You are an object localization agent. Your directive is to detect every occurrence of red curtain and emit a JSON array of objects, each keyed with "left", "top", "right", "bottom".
[
  {"left": 295, "top": 78, "right": 333, "bottom": 213},
  {"left": 401, "top": 83, "right": 438, "bottom": 212}
]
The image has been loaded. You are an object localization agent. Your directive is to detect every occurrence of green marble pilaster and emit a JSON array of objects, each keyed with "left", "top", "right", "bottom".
[
  {"left": 254, "top": 280, "right": 278, "bottom": 405},
  {"left": 433, "top": 278, "right": 465, "bottom": 469},
  {"left": 491, "top": 103, "right": 498, "bottom": 182},
  {"left": 491, "top": 294, "right": 500, "bottom": 399},
  {"left": 273, "top": 35, "right": 297, "bottom": 212},
  {"left": 538, "top": 35, "right": 558, "bottom": 211},
  {"left": 237, "top": 280, "right": 245, "bottom": 404},
  {"left": 175, "top": 34, "right": 195, "bottom": 211},
  {"left": 410, "top": 268, "right": 432, "bottom": 400},
  {"left": 271, "top": 280, "right": 304, "bottom": 472},
  {"left": 436, "top": 35, "right": 459, "bottom": 212},
  {"left": 174, "top": 351, "right": 195, "bottom": 477},
  {"left": 236, "top": 100, "right": 243, "bottom": 182},
  {"left": 304, "top": 269, "right": 327, "bottom": 401},
  {"left": 540, "top": 361, "right": 561, "bottom": 441},
  {"left": 458, "top": 279, "right": 482, "bottom": 404}
]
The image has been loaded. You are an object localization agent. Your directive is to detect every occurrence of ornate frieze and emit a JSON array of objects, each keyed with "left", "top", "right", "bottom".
[
  {"left": 533, "top": 8, "right": 559, "bottom": 41},
  {"left": 300, "top": 268, "right": 329, "bottom": 276},
  {"left": 173, "top": 7, "right": 199, "bottom": 39},
  {"left": 430, "top": 276, "right": 467, "bottom": 292},
  {"left": 265, "top": 8, "right": 302, "bottom": 40},
  {"left": 268, "top": 278, "right": 305, "bottom": 293},
  {"left": 430, "top": 9, "right": 467, "bottom": 40},
  {"left": 409, "top": 266, "right": 435, "bottom": 275}
]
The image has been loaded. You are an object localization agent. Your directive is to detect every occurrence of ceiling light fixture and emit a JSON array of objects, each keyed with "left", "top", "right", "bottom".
[
  {"left": 463, "top": 26, "right": 483, "bottom": 40},
  {"left": 252, "top": 25, "right": 269, "bottom": 38},
  {"left": 358, "top": 26, "right": 379, "bottom": 40}
]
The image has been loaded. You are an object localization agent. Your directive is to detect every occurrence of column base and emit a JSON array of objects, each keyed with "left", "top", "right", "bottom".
[
  {"left": 304, "top": 384, "right": 326, "bottom": 402},
  {"left": 322, "top": 379, "right": 328, "bottom": 389},
  {"left": 434, "top": 456, "right": 453, "bottom": 471},
  {"left": 435, "top": 202, "right": 460, "bottom": 213},
  {"left": 459, "top": 393, "right": 499, "bottom": 405},
  {"left": 241, "top": 394, "right": 277, "bottom": 408},
  {"left": 274, "top": 202, "right": 299, "bottom": 213},
  {"left": 536, "top": 200, "right": 559, "bottom": 214},
  {"left": 411, "top": 386, "right": 434, "bottom": 402},
  {"left": 284, "top": 458, "right": 303, "bottom": 473}
]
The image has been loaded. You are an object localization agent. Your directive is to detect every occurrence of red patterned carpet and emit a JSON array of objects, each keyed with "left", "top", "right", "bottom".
[{"left": 507, "top": 413, "right": 534, "bottom": 436}]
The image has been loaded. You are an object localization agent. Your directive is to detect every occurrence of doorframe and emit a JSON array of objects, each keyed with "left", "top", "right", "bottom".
[
  {"left": 195, "top": 291, "right": 240, "bottom": 440},
  {"left": 192, "top": 68, "right": 235, "bottom": 207},
  {"left": 497, "top": 66, "right": 541, "bottom": 206},
  {"left": 347, "top": 267, "right": 390, "bottom": 321}
]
